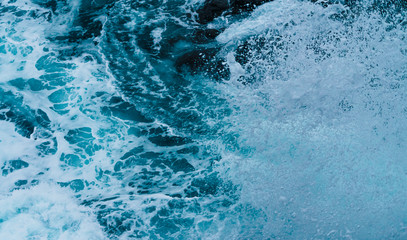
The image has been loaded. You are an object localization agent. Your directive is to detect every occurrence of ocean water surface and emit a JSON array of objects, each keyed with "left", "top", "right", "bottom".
[{"left": 0, "top": 0, "right": 407, "bottom": 239}]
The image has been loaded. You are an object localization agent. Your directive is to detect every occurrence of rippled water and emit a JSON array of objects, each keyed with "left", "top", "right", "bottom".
[{"left": 0, "top": 0, "right": 406, "bottom": 239}]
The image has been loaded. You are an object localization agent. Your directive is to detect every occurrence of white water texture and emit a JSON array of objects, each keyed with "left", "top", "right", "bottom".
[{"left": 219, "top": 0, "right": 407, "bottom": 239}]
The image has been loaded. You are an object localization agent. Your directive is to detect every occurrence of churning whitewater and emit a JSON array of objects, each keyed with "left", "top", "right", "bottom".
[{"left": 0, "top": 0, "right": 406, "bottom": 239}]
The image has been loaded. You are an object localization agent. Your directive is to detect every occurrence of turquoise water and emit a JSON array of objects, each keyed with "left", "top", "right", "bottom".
[{"left": 0, "top": 0, "right": 407, "bottom": 239}]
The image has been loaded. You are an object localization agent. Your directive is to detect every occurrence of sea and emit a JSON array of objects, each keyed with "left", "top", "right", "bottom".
[{"left": 0, "top": 0, "right": 407, "bottom": 239}]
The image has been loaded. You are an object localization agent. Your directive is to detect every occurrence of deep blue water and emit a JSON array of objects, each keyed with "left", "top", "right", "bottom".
[{"left": 0, "top": 0, "right": 407, "bottom": 239}]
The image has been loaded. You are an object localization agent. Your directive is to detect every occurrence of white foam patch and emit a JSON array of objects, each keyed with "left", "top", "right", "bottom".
[
  {"left": 152, "top": 27, "right": 165, "bottom": 51},
  {"left": 216, "top": 0, "right": 407, "bottom": 238},
  {"left": 0, "top": 16, "right": 44, "bottom": 82},
  {"left": 0, "top": 183, "right": 107, "bottom": 240},
  {"left": 217, "top": 0, "right": 344, "bottom": 44},
  {"left": 0, "top": 121, "right": 36, "bottom": 164},
  {"left": 218, "top": 0, "right": 297, "bottom": 43},
  {"left": 0, "top": 121, "right": 41, "bottom": 194}
]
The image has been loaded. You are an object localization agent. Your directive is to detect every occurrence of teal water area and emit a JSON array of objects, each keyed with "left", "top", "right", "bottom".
[{"left": 0, "top": 0, "right": 407, "bottom": 239}]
